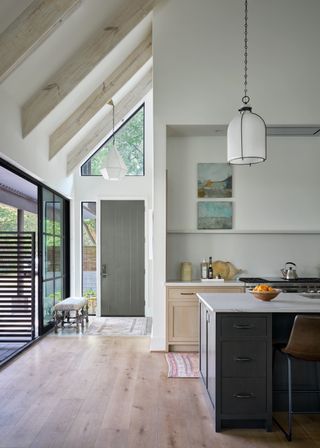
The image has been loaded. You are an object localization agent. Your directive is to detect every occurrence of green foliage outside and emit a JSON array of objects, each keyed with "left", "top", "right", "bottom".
[
  {"left": 0, "top": 204, "right": 37, "bottom": 232},
  {"left": 82, "top": 106, "right": 144, "bottom": 176},
  {"left": 83, "top": 288, "right": 96, "bottom": 298}
]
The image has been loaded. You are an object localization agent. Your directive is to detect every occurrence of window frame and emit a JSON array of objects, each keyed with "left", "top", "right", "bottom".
[
  {"left": 80, "top": 103, "right": 145, "bottom": 177},
  {"left": 81, "top": 201, "right": 97, "bottom": 315}
]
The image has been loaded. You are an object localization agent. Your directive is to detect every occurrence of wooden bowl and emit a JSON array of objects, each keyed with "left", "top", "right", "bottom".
[{"left": 250, "top": 289, "right": 281, "bottom": 301}]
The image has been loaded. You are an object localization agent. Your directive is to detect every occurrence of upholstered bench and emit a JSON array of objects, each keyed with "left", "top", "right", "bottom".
[{"left": 53, "top": 297, "right": 88, "bottom": 333}]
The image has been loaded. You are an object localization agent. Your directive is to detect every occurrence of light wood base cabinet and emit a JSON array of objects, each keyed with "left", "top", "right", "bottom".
[{"left": 166, "top": 285, "right": 244, "bottom": 352}]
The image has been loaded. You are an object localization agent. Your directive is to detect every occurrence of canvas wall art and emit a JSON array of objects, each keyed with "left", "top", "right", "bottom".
[
  {"left": 197, "top": 202, "right": 233, "bottom": 229},
  {"left": 197, "top": 163, "right": 232, "bottom": 198}
]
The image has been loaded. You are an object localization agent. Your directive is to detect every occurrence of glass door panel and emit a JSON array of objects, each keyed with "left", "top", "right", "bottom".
[{"left": 41, "top": 188, "right": 68, "bottom": 331}]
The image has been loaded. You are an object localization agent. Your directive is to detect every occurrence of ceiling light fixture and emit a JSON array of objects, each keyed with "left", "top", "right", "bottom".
[
  {"left": 100, "top": 100, "right": 128, "bottom": 180},
  {"left": 227, "top": 0, "right": 267, "bottom": 165}
]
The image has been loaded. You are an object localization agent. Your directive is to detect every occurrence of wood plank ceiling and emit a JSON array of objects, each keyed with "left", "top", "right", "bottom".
[{"left": 0, "top": 0, "right": 154, "bottom": 173}]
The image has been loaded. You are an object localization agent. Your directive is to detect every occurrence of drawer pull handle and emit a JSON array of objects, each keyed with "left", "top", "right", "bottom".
[
  {"left": 233, "top": 324, "right": 254, "bottom": 330},
  {"left": 234, "top": 356, "right": 253, "bottom": 362},
  {"left": 232, "top": 393, "right": 255, "bottom": 399},
  {"left": 181, "top": 293, "right": 194, "bottom": 296}
]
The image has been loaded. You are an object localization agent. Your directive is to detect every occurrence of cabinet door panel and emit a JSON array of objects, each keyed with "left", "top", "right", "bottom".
[
  {"left": 207, "top": 309, "right": 216, "bottom": 402},
  {"left": 168, "top": 300, "right": 199, "bottom": 342},
  {"left": 200, "top": 302, "right": 207, "bottom": 385}
]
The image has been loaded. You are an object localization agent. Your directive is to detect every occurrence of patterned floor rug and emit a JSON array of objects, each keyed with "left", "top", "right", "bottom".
[
  {"left": 85, "top": 317, "right": 152, "bottom": 336},
  {"left": 165, "top": 352, "right": 200, "bottom": 378}
]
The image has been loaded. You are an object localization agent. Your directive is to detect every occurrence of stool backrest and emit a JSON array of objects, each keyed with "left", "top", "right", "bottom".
[{"left": 283, "top": 315, "right": 320, "bottom": 361}]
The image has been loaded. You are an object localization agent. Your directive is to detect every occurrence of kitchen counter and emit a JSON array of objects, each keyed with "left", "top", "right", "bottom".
[
  {"left": 197, "top": 291, "right": 320, "bottom": 313},
  {"left": 166, "top": 280, "right": 244, "bottom": 287}
]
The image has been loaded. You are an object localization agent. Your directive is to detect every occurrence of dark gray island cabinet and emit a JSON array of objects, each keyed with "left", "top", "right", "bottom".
[{"left": 198, "top": 292, "right": 320, "bottom": 432}]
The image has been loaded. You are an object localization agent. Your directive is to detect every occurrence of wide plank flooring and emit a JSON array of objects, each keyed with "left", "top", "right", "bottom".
[{"left": 0, "top": 334, "right": 320, "bottom": 447}]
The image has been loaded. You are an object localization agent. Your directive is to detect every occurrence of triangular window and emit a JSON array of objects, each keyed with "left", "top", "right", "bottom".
[{"left": 81, "top": 104, "right": 145, "bottom": 176}]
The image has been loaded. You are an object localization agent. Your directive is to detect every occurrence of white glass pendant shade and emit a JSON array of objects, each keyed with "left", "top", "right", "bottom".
[
  {"left": 227, "top": 107, "right": 267, "bottom": 165},
  {"left": 100, "top": 146, "right": 128, "bottom": 180}
]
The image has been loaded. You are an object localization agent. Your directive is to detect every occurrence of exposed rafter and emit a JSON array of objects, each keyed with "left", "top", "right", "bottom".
[
  {"left": 0, "top": 0, "right": 81, "bottom": 84},
  {"left": 21, "top": 0, "right": 154, "bottom": 137},
  {"left": 67, "top": 69, "right": 152, "bottom": 175},
  {"left": 49, "top": 32, "right": 152, "bottom": 159}
]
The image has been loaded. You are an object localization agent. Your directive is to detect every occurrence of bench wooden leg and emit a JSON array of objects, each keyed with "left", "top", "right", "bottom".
[
  {"left": 76, "top": 310, "right": 80, "bottom": 333},
  {"left": 54, "top": 311, "right": 59, "bottom": 333}
]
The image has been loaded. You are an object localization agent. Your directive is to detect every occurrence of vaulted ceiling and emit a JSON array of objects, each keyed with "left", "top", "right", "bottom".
[{"left": 0, "top": 0, "right": 153, "bottom": 174}]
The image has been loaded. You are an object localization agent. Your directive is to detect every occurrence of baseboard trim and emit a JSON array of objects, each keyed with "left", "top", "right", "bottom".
[{"left": 150, "top": 336, "right": 166, "bottom": 351}]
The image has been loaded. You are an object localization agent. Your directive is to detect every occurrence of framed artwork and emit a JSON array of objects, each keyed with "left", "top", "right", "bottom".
[
  {"left": 197, "top": 202, "right": 233, "bottom": 229},
  {"left": 197, "top": 163, "right": 232, "bottom": 198}
]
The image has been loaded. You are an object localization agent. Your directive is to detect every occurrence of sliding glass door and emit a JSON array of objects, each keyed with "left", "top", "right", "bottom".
[{"left": 41, "top": 188, "right": 69, "bottom": 330}]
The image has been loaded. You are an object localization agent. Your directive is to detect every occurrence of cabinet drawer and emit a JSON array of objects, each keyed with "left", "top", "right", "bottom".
[
  {"left": 168, "top": 288, "right": 198, "bottom": 299},
  {"left": 221, "top": 316, "right": 267, "bottom": 339},
  {"left": 167, "top": 286, "right": 244, "bottom": 300},
  {"left": 221, "top": 341, "right": 266, "bottom": 378},
  {"left": 221, "top": 378, "right": 267, "bottom": 415}
]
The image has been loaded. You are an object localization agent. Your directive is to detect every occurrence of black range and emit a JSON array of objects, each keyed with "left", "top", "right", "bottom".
[{"left": 239, "top": 277, "right": 320, "bottom": 293}]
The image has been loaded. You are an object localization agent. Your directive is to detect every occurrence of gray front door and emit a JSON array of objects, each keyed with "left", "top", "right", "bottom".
[{"left": 100, "top": 200, "right": 145, "bottom": 316}]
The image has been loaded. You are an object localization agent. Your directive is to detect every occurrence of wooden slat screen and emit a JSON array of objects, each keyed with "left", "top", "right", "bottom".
[{"left": 0, "top": 232, "right": 35, "bottom": 343}]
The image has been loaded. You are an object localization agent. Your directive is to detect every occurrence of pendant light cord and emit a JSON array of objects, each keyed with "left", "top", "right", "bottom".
[
  {"left": 242, "top": 0, "right": 250, "bottom": 105},
  {"left": 112, "top": 100, "right": 115, "bottom": 148},
  {"left": 108, "top": 99, "right": 116, "bottom": 148}
]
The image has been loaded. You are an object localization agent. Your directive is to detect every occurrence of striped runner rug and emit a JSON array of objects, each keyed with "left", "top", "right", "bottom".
[{"left": 165, "top": 352, "right": 200, "bottom": 378}]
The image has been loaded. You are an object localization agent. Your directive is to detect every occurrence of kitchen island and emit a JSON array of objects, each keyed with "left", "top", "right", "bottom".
[{"left": 197, "top": 292, "right": 320, "bottom": 432}]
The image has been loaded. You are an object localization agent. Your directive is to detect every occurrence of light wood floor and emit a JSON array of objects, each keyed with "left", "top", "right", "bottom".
[{"left": 0, "top": 334, "right": 320, "bottom": 448}]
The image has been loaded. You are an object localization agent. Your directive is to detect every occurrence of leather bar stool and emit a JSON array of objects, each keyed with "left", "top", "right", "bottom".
[{"left": 273, "top": 315, "right": 320, "bottom": 441}]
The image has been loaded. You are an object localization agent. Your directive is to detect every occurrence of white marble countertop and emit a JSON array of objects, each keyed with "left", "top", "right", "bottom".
[
  {"left": 166, "top": 280, "right": 244, "bottom": 287},
  {"left": 197, "top": 292, "right": 320, "bottom": 313}
]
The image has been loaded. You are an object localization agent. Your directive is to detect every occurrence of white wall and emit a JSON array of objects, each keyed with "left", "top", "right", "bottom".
[
  {"left": 166, "top": 135, "right": 320, "bottom": 280},
  {"left": 72, "top": 92, "right": 154, "bottom": 316},
  {"left": 167, "top": 136, "right": 320, "bottom": 232},
  {"left": 152, "top": 0, "right": 320, "bottom": 350}
]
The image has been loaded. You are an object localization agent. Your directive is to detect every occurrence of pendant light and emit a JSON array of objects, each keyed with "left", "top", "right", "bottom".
[
  {"left": 227, "top": 0, "right": 267, "bottom": 165},
  {"left": 100, "top": 100, "right": 128, "bottom": 180}
]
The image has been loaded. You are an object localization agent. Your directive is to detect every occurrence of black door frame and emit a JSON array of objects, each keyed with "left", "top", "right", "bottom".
[{"left": 0, "top": 158, "right": 70, "bottom": 336}]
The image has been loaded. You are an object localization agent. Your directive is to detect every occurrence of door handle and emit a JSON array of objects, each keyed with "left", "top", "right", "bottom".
[
  {"left": 101, "top": 264, "right": 109, "bottom": 278},
  {"left": 233, "top": 324, "right": 254, "bottom": 330},
  {"left": 234, "top": 356, "right": 253, "bottom": 362},
  {"left": 232, "top": 393, "right": 255, "bottom": 399}
]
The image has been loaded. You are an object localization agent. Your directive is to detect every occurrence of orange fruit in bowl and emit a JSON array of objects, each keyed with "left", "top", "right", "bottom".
[{"left": 253, "top": 284, "right": 275, "bottom": 292}]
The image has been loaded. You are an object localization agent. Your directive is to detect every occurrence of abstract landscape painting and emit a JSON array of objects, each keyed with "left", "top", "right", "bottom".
[
  {"left": 197, "top": 202, "right": 233, "bottom": 229},
  {"left": 198, "top": 163, "right": 232, "bottom": 198}
]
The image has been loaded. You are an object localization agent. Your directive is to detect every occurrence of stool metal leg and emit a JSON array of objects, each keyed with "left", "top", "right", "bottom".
[
  {"left": 287, "top": 355, "right": 293, "bottom": 441},
  {"left": 272, "top": 353, "right": 293, "bottom": 441}
]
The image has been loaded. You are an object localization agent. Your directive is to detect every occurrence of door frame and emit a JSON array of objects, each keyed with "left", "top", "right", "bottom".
[{"left": 96, "top": 197, "right": 148, "bottom": 317}]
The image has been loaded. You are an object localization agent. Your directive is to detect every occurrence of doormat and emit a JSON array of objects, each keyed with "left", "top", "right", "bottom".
[
  {"left": 165, "top": 352, "right": 200, "bottom": 378},
  {"left": 85, "top": 317, "right": 152, "bottom": 336}
]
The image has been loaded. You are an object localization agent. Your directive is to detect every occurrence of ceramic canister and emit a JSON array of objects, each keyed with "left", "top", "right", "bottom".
[{"left": 181, "top": 262, "right": 192, "bottom": 281}]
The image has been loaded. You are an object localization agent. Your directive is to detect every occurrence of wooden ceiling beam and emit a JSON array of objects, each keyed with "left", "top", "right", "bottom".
[
  {"left": 49, "top": 32, "right": 152, "bottom": 159},
  {"left": 21, "top": 0, "right": 154, "bottom": 137},
  {"left": 66, "top": 69, "right": 152, "bottom": 175},
  {"left": 0, "top": 0, "right": 81, "bottom": 84}
]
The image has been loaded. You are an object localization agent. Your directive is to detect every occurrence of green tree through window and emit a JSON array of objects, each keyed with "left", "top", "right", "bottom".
[{"left": 81, "top": 104, "right": 145, "bottom": 176}]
